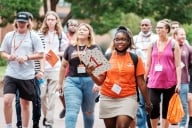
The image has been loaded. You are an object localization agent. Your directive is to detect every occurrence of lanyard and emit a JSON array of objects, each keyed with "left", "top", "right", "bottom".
[
  {"left": 157, "top": 51, "right": 162, "bottom": 64},
  {"left": 77, "top": 45, "right": 87, "bottom": 65},
  {"left": 157, "top": 40, "right": 168, "bottom": 64},
  {"left": 116, "top": 52, "right": 127, "bottom": 83},
  {"left": 13, "top": 32, "right": 27, "bottom": 52}
]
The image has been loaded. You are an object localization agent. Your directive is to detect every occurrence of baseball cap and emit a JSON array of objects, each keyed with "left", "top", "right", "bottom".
[
  {"left": 20, "top": 11, "right": 33, "bottom": 20},
  {"left": 16, "top": 12, "right": 29, "bottom": 22}
]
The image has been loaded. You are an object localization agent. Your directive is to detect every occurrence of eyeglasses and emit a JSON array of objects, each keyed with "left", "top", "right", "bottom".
[
  {"left": 47, "top": 18, "right": 56, "bottom": 21},
  {"left": 114, "top": 38, "right": 128, "bottom": 42},
  {"left": 141, "top": 24, "right": 149, "bottom": 27}
]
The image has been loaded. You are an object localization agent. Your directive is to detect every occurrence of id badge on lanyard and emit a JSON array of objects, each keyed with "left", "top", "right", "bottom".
[{"left": 77, "top": 64, "right": 86, "bottom": 73}]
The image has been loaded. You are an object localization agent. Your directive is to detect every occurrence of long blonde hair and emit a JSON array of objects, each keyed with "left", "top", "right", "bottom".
[
  {"left": 73, "top": 23, "right": 95, "bottom": 47},
  {"left": 40, "top": 11, "right": 63, "bottom": 35}
]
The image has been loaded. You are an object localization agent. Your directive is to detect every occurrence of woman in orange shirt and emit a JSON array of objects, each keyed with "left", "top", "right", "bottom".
[{"left": 86, "top": 26, "right": 152, "bottom": 128}]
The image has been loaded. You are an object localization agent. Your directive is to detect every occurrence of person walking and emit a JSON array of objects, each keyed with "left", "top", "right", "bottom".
[
  {"left": 189, "top": 65, "right": 192, "bottom": 128},
  {"left": 56, "top": 23, "right": 100, "bottom": 128},
  {"left": 14, "top": 11, "right": 45, "bottom": 128},
  {"left": 133, "top": 18, "right": 157, "bottom": 128},
  {"left": 86, "top": 26, "right": 152, "bottom": 128},
  {"left": 40, "top": 11, "right": 68, "bottom": 128},
  {"left": 146, "top": 19, "right": 181, "bottom": 128},
  {"left": 58, "top": 19, "right": 79, "bottom": 119},
  {"left": 0, "top": 12, "right": 44, "bottom": 128},
  {"left": 173, "top": 27, "right": 192, "bottom": 128}
]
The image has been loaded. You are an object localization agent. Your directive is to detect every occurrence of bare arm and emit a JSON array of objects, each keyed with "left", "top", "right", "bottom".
[
  {"left": 137, "top": 75, "right": 151, "bottom": 105},
  {"left": 86, "top": 65, "right": 107, "bottom": 85},
  {"left": 27, "top": 52, "right": 44, "bottom": 60},
  {"left": 89, "top": 73, "right": 106, "bottom": 85},
  {"left": 174, "top": 40, "right": 181, "bottom": 92},
  {"left": 137, "top": 75, "right": 153, "bottom": 113},
  {"left": 145, "top": 43, "right": 153, "bottom": 79},
  {"left": 1, "top": 51, "right": 17, "bottom": 61},
  {"left": 56, "top": 58, "right": 68, "bottom": 91}
]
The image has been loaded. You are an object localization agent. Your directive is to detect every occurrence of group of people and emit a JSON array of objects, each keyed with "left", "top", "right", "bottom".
[
  {"left": 133, "top": 19, "right": 192, "bottom": 128},
  {"left": 0, "top": 10, "right": 192, "bottom": 128}
]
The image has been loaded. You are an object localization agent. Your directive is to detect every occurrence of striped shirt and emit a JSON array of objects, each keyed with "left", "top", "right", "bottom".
[{"left": 34, "top": 32, "right": 45, "bottom": 73}]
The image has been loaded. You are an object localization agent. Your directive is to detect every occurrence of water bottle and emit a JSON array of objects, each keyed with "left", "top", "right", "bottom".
[{"left": 38, "top": 78, "right": 45, "bottom": 87}]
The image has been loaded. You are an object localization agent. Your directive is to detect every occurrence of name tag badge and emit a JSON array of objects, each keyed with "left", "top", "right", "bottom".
[
  {"left": 155, "top": 64, "right": 163, "bottom": 72},
  {"left": 111, "top": 83, "right": 122, "bottom": 95},
  {"left": 77, "top": 65, "right": 86, "bottom": 73}
]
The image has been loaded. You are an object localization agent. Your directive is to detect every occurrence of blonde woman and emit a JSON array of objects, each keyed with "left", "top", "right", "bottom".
[
  {"left": 40, "top": 11, "right": 68, "bottom": 127},
  {"left": 56, "top": 23, "right": 100, "bottom": 128}
]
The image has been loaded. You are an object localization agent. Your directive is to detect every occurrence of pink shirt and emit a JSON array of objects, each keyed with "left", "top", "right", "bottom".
[{"left": 147, "top": 40, "right": 177, "bottom": 89}]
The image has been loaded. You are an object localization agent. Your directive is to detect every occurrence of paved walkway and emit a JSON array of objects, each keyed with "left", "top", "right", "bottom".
[
  {"left": 0, "top": 95, "right": 182, "bottom": 128},
  {"left": 0, "top": 96, "right": 105, "bottom": 128}
]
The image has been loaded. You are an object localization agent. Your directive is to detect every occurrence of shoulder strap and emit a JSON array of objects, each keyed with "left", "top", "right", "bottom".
[
  {"left": 29, "top": 31, "right": 35, "bottom": 51},
  {"left": 129, "top": 52, "right": 138, "bottom": 68},
  {"left": 129, "top": 52, "right": 140, "bottom": 102},
  {"left": 58, "top": 33, "right": 62, "bottom": 51},
  {"left": 105, "top": 52, "right": 112, "bottom": 60}
]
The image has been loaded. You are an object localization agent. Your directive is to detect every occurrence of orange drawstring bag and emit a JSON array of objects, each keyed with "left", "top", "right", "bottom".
[{"left": 167, "top": 93, "right": 184, "bottom": 124}]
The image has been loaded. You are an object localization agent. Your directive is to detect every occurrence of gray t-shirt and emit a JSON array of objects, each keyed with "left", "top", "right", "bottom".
[{"left": 0, "top": 30, "right": 44, "bottom": 79}]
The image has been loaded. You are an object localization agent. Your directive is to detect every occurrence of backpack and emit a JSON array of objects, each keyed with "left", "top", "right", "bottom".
[{"left": 106, "top": 51, "right": 139, "bottom": 102}]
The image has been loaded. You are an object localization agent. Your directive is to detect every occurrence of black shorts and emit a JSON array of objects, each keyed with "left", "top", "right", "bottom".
[{"left": 3, "top": 76, "right": 36, "bottom": 101}]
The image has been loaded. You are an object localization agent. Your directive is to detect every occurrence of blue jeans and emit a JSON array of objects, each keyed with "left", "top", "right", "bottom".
[
  {"left": 136, "top": 92, "right": 147, "bottom": 128},
  {"left": 64, "top": 76, "right": 98, "bottom": 128},
  {"left": 179, "top": 84, "right": 189, "bottom": 127},
  {"left": 15, "top": 78, "right": 41, "bottom": 123}
]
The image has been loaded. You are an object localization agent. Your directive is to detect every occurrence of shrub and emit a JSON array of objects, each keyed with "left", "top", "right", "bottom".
[{"left": 0, "top": 56, "right": 7, "bottom": 66}]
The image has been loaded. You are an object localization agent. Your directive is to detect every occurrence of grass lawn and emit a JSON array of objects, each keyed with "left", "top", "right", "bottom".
[{"left": 0, "top": 66, "right": 6, "bottom": 78}]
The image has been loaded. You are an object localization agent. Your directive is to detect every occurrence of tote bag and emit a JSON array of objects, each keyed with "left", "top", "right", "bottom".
[{"left": 167, "top": 93, "right": 184, "bottom": 124}]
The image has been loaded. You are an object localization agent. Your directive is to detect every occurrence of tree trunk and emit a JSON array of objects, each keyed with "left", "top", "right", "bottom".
[
  {"left": 43, "top": 0, "right": 47, "bottom": 15},
  {"left": 50, "top": 0, "right": 59, "bottom": 11}
]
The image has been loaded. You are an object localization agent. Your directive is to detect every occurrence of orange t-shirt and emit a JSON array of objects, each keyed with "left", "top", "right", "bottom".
[{"left": 101, "top": 52, "right": 145, "bottom": 98}]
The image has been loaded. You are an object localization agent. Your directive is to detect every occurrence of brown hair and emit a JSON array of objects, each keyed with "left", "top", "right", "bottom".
[
  {"left": 40, "top": 11, "right": 63, "bottom": 36},
  {"left": 159, "top": 19, "right": 171, "bottom": 33}
]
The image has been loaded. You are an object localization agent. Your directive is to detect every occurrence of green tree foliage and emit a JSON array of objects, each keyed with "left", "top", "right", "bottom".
[
  {"left": 0, "top": 0, "right": 42, "bottom": 27},
  {"left": 66, "top": 0, "right": 192, "bottom": 34},
  {"left": 183, "top": 24, "right": 192, "bottom": 44}
]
